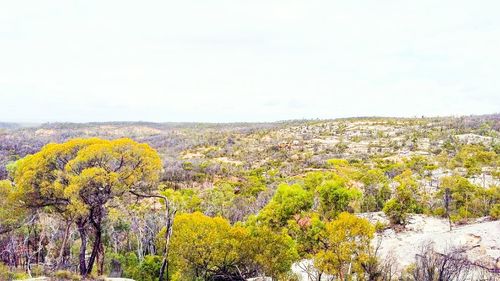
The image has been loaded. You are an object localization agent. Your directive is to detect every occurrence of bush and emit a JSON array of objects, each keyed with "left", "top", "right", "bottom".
[
  {"left": 383, "top": 199, "right": 407, "bottom": 225},
  {"left": 432, "top": 207, "right": 445, "bottom": 217},
  {"left": 11, "top": 272, "right": 30, "bottom": 280},
  {"left": 53, "top": 270, "right": 81, "bottom": 281},
  {"left": 134, "top": 255, "right": 162, "bottom": 281},
  {"left": 0, "top": 263, "right": 10, "bottom": 281},
  {"left": 374, "top": 221, "right": 388, "bottom": 233},
  {"left": 30, "top": 265, "right": 45, "bottom": 277},
  {"left": 280, "top": 271, "right": 301, "bottom": 281},
  {"left": 107, "top": 252, "right": 141, "bottom": 279},
  {"left": 0, "top": 264, "right": 31, "bottom": 281},
  {"left": 490, "top": 204, "right": 500, "bottom": 220}
]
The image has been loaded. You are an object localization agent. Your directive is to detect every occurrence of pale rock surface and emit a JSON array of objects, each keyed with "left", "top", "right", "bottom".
[{"left": 291, "top": 213, "right": 500, "bottom": 281}]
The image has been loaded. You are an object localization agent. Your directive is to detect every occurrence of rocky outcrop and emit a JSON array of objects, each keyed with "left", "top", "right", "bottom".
[{"left": 366, "top": 213, "right": 500, "bottom": 272}]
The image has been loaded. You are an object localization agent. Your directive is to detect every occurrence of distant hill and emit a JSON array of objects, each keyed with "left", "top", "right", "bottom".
[{"left": 0, "top": 122, "right": 20, "bottom": 129}]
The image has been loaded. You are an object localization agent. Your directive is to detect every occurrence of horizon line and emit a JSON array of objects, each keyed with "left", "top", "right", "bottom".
[{"left": 1, "top": 113, "right": 499, "bottom": 126}]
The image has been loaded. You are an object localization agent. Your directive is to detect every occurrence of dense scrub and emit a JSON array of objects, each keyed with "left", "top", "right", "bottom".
[{"left": 0, "top": 116, "right": 499, "bottom": 280}]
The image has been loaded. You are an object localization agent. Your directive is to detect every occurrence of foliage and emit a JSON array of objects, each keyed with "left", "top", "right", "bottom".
[
  {"left": 383, "top": 170, "right": 421, "bottom": 225},
  {"left": 10, "top": 138, "right": 163, "bottom": 276},
  {"left": 259, "top": 183, "right": 313, "bottom": 227},
  {"left": 161, "top": 187, "right": 201, "bottom": 213},
  {"left": 248, "top": 225, "right": 299, "bottom": 280},
  {"left": 314, "top": 212, "right": 375, "bottom": 280},
  {"left": 169, "top": 212, "right": 245, "bottom": 279},
  {"left": 360, "top": 168, "right": 391, "bottom": 212},
  {"left": 169, "top": 212, "right": 298, "bottom": 280},
  {"left": 135, "top": 255, "right": 162, "bottom": 281},
  {"left": 490, "top": 203, "right": 500, "bottom": 220},
  {"left": 0, "top": 180, "right": 27, "bottom": 234},
  {"left": 286, "top": 212, "right": 326, "bottom": 257},
  {"left": 316, "top": 177, "right": 361, "bottom": 219},
  {"left": 200, "top": 182, "right": 236, "bottom": 218},
  {"left": 0, "top": 263, "right": 9, "bottom": 281},
  {"left": 54, "top": 270, "right": 82, "bottom": 280},
  {"left": 0, "top": 116, "right": 499, "bottom": 279},
  {"left": 451, "top": 145, "right": 497, "bottom": 177},
  {"left": 431, "top": 174, "right": 499, "bottom": 224}
]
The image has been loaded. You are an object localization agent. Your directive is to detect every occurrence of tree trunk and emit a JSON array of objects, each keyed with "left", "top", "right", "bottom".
[
  {"left": 98, "top": 241, "right": 105, "bottom": 276},
  {"left": 57, "top": 221, "right": 71, "bottom": 269},
  {"left": 77, "top": 220, "right": 88, "bottom": 276},
  {"left": 159, "top": 200, "right": 176, "bottom": 281},
  {"left": 86, "top": 223, "right": 102, "bottom": 275}
]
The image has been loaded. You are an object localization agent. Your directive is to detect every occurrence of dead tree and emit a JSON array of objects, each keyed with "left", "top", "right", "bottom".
[
  {"left": 412, "top": 242, "right": 499, "bottom": 281},
  {"left": 129, "top": 190, "right": 176, "bottom": 281}
]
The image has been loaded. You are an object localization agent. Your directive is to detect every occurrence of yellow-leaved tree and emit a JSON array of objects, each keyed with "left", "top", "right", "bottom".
[
  {"left": 0, "top": 180, "right": 28, "bottom": 235},
  {"left": 11, "top": 138, "right": 162, "bottom": 276},
  {"left": 167, "top": 212, "right": 298, "bottom": 281},
  {"left": 314, "top": 212, "right": 374, "bottom": 280}
]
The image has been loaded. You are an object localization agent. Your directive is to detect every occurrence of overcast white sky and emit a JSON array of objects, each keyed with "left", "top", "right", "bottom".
[{"left": 0, "top": 1, "right": 499, "bottom": 123}]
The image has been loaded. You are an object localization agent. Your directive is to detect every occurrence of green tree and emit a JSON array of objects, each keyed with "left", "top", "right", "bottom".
[
  {"left": 360, "top": 168, "right": 391, "bottom": 212},
  {"left": 383, "top": 170, "right": 420, "bottom": 225},
  {"left": 439, "top": 175, "right": 481, "bottom": 221},
  {"left": 286, "top": 212, "right": 326, "bottom": 258},
  {"left": 453, "top": 145, "right": 497, "bottom": 182},
  {"left": 169, "top": 212, "right": 248, "bottom": 280},
  {"left": 200, "top": 182, "right": 235, "bottom": 218},
  {"left": 259, "top": 183, "right": 313, "bottom": 227},
  {"left": 316, "top": 178, "right": 361, "bottom": 219}
]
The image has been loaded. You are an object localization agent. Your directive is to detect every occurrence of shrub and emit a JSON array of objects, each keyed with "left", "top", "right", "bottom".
[
  {"left": 0, "top": 263, "right": 10, "bottom": 281},
  {"left": 30, "top": 265, "right": 45, "bottom": 277},
  {"left": 0, "top": 264, "right": 31, "bottom": 281},
  {"left": 135, "top": 255, "right": 162, "bottom": 281},
  {"left": 12, "top": 272, "right": 30, "bottom": 280},
  {"left": 105, "top": 252, "right": 140, "bottom": 279},
  {"left": 383, "top": 199, "right": 407, "bottom": 225},
  {"left": 53, "top": 270, "right": 81, "bottom": 281},
  {"left": 280, "top": 271, "right": 301, "bottom": 281},
  {"left": 432, "top": 206, "right": 446, "bottom": 217},
  {"left": 374, "top": 221, "right": 388, "bottom": 233},
  {"left": 490, "top": 204, "right": 500, "bottom": 220}
]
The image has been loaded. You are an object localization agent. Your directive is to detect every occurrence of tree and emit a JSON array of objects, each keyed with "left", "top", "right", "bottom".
[
  {"left": 169, "top": 212, "right": 249, "bottom": 280},
  {"left": 248, "top": 225, "right": 299, "bottom": 280},
  {"left": 0, "top": 180, "right": 28, "bottom": 235},
  {"left": 316, "top": 178, "right": 361, "bottom": 219},
  {"left": 200, "top": 182, "right": 235, "bottom": 218},
  {"left": 403, "top": 155, "right": 437, "bottom": 178},
  {"left": 11, "top": 138, "right": 162, "bottom": 276},
  {"left": 439, "top": 175, "right": 480, "bottom": 221},
  {"left": 383, "top": 170, "right": 420, "bottom": 225},
  {"left": 314, "top": 212, "right": 375, "bottom": 280},
  {"left": 303, "top": 170, "right": 363, "bottom": 217},
  {"left": 408, "top": 242, "right": 497, "bottom": 281},
  {"left": 258, "top": 183, "right": 313, "bottom": 227},
  {"left": 168, "top": 212, "right": 298, "bottom": 281},
  {"left": 360, "top": 168, "right": 391, "bottom": 212},
  {"left": 287, "top": 212, "right": 326, "bottom": 258},
  {"left": 452, "top": 145, "right": 497, "bottom": 185}
]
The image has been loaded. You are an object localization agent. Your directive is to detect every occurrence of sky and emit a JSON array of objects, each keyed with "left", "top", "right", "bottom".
[{"left": 0, "top": 1, "right": 499, "bottom": 123}]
